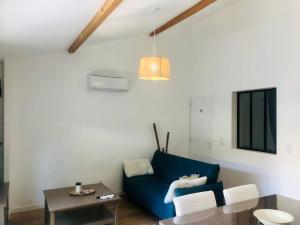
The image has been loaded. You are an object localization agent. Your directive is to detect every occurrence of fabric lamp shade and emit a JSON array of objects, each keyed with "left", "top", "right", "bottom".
[{"left": 139, "top": 57, "right": 170, "bottom": 80}]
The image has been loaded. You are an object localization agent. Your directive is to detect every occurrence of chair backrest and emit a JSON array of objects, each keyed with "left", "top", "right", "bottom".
[
  {"left": 223, "top": 184, "right": 259, "bottom": 205},
  {"left": 173, "top": 191, "right": 217, "bottom": 216}
]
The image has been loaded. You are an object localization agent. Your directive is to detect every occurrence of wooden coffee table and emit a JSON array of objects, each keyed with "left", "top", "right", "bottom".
[{"left": 43, "top": 183, "right": 121, "bottom": 225}]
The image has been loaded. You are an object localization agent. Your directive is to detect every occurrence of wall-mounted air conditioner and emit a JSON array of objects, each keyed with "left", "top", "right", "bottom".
[{"left": 88, "top": 75, "right": 128, "bottom": 92}]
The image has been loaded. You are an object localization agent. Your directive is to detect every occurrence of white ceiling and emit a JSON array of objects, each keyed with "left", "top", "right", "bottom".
[{"left": 0, "top": 0, "right": 228, "bottom": 57}]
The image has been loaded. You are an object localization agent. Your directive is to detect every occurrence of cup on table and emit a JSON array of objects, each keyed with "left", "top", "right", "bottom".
[{"left": 75, "top": 182, "right": 82, "bottom": 193}]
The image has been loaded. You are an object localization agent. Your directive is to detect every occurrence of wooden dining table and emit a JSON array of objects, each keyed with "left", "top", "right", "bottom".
[{"left": 159, "top": 195, "right": 300, "bottom": 225}]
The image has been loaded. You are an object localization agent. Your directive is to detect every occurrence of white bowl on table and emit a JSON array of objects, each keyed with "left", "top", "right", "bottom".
[{"left": 253, "top": 209, "right": 294, "bottom": 225}]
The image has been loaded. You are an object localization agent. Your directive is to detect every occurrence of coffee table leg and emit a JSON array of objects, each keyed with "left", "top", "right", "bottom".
[
  {"left": 44, "top": 199, "right": 48, "bottom": 224},
  {"left": 114, "top": 203, "right": 119, "bottom": 225},
  {"left": 50, "top": 211, "right": 55, "bottom": 225}
]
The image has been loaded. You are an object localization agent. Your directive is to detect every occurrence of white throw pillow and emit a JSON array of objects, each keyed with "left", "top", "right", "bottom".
[
  {"left": 123, "top": 159, "right": 154, "bottom": 178},
  {"left": 164, "top": 176, "right": 207, "bottom": 204}
]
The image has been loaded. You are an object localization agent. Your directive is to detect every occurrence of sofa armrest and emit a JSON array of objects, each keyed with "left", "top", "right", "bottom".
[
  {"left": 174, "top": 181, "right": 225, "bottom": 207},
  {"left": 122, "top": 170, "right": 130, "bottom": 191}
]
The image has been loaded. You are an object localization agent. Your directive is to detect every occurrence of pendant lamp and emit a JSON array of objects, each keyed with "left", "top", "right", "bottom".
[{"left": 139, "top": 9, "right": 171, "bottom": 80}]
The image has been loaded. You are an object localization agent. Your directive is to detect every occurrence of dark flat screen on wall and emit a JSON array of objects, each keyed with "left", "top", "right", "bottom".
[{"left": 237, "top": 88, "right": 277, "bottom": 154}]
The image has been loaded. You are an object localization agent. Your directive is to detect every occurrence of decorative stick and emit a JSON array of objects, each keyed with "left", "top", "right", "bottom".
[
  {"left": 153, "top": 123, "right": 161, "bottom": 151},
  {"left": 166, "top": 132, "right": 170, "bottom": 154}
]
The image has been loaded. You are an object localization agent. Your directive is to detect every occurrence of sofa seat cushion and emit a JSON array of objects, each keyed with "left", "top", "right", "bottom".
[{"left": 124, "top": 175, "right": 174, "bottom": 219}]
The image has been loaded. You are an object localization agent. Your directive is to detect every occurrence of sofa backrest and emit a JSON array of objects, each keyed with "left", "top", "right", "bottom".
[{"left": 151, "top": 150, "right": 220, "bottom": 184}]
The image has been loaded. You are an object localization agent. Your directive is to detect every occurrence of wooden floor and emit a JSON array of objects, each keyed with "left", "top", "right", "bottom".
[{"left": 9, "top": 198, "right": 158, "bottom": 225}]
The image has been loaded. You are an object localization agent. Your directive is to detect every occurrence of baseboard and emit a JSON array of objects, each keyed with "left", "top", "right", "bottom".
[
  {"left": 118, "top": 191, "right": 125, "bottom": 197},
  {"left": 10, "top": 203, "right": 44, "bottom": 214}
]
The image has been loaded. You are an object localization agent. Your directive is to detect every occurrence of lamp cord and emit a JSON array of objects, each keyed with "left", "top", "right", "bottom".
[{"left": 153, "top": 11, "right": 156, "bottom": 57}]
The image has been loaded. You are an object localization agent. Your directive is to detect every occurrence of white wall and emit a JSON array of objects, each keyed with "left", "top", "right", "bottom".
[
  {"left": 7, "top": 0, "right": 300, "bottom": 211},
  {"left": 190, "top": 0, "right": 300, "bottom": 200},
  {"left": 4, "top": 29, "right": 192, "bottom": 210}
]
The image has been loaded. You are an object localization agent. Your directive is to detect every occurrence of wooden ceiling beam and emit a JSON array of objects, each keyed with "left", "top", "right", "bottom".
[
  {"left": 150, "top": 0, "right": 216, "bottom": 37},
  {"left": 68, "top": 0, "right": 123, "bottom": 54}
]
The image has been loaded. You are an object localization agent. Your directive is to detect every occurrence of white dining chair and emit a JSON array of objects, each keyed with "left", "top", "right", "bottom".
[
  {"left": 173, "top": 191, "right": 217, "bottom": 217},
  {"left": 223, "top": 184, "right": 259, "bottom": 205}
]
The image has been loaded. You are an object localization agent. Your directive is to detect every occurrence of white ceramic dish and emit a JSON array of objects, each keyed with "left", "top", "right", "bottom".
[{"left": 253, "top": 209, "right": 294, "bottom": 225}]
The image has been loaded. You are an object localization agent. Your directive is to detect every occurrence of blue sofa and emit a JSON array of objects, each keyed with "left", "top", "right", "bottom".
[{"left": 123, "top": 150, "right": 224, "bottom": 219}]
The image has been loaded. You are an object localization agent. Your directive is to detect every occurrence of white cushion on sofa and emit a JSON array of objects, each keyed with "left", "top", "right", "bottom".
[
  {"left": 164, "top": 176, "right": 207, "bottom": 203},
  {"left": 123, "top": 159, "right": 154, "bottom": 178}
]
